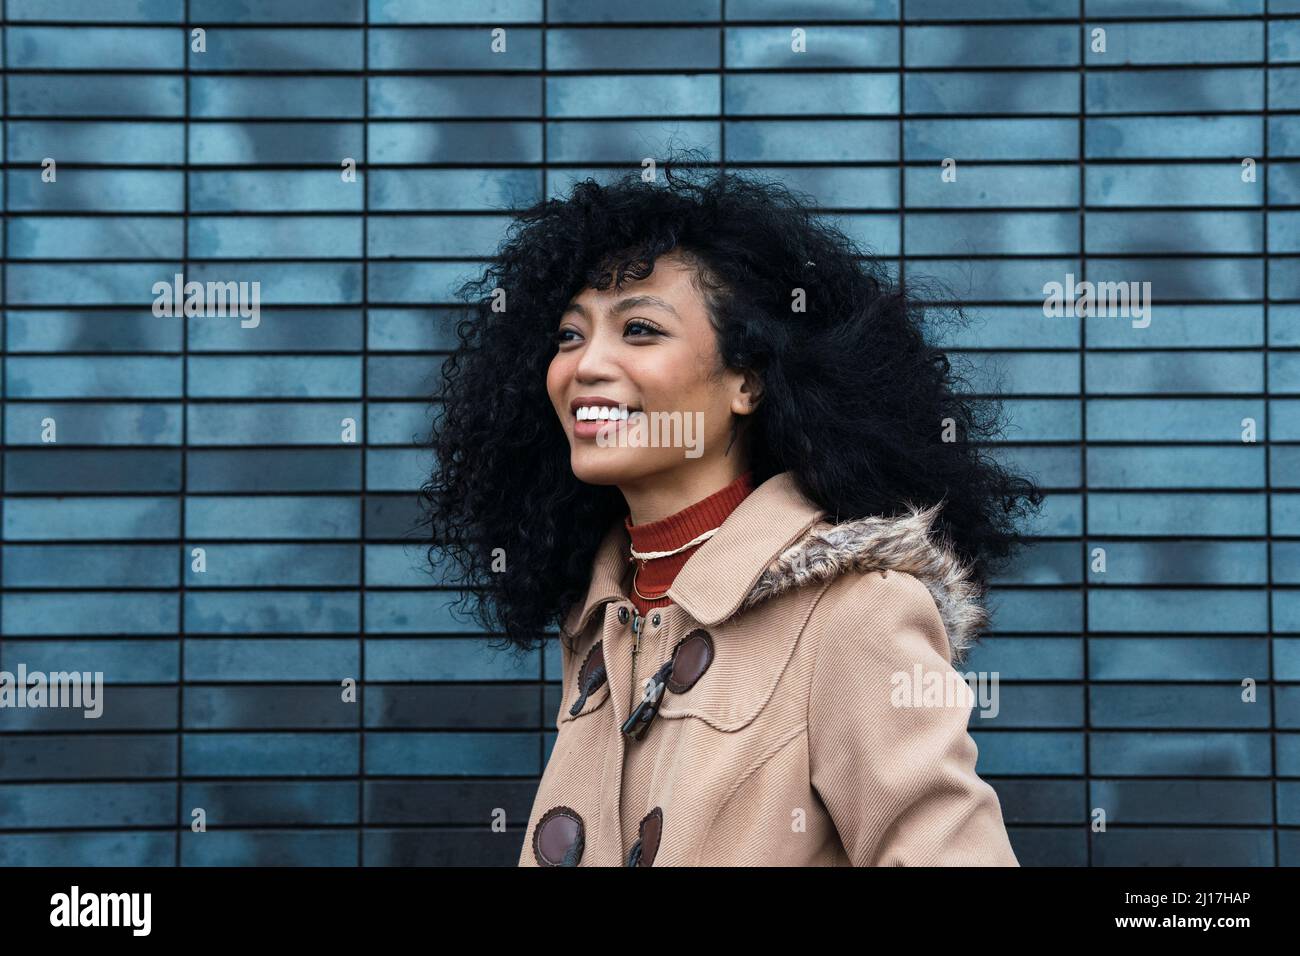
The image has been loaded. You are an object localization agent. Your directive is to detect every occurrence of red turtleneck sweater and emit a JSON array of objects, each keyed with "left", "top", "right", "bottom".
[{"left": 624, "top": 470, "right": 755, "bottom": 616}]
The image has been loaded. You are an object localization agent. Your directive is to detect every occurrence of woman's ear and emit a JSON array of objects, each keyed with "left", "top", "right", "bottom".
[{"left": 732, "top": 368, "right": 763, "bottom": 416}]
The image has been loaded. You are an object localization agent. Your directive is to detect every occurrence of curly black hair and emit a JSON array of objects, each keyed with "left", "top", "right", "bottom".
[{"left": 417, "top": 158, "right": 1042, "bottom": 654}]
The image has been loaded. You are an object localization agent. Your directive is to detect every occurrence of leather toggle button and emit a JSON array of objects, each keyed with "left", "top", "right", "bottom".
[
  {"left": 666, "top": 628, "right": 713, "bottom": 694},
  {"left": 621, "top": 628, "right": 715, "bottom": 740},
  {"left": 625, "top": 807, "right": 663, "bottom": 867},
  {"left": 569, "top": 640, "right": 607, "bottom": 716},
  {"left": 533, "top": 805, "right": 585, "bottom": 866}
]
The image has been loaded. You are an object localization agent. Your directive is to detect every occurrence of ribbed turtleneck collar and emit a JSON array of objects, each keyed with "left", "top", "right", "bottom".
[{"left": 623, "top": 470, "right": 755, "bottom": 612}]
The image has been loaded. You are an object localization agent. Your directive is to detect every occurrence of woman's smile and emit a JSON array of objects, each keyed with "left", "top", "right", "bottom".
[
  {"left": 573, "top": 411, "right": 646, "bottom": 440},
  {"left": 568, "top": 395, "right": 644, "bottom": 440}
]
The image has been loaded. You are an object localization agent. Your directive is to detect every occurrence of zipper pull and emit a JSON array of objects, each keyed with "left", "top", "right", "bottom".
[
  {"left": 628, "top": 610, "right": 644, "bottom": 728},
  {"left": 621, "top": 658, "right": 674, "bottom": 740},
  {"left": 629, "top": 610, "right": 643, "bottom": 684}
]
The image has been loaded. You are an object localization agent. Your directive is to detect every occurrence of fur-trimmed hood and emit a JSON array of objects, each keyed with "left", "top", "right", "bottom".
[{"left": 738, "top": 504, "right": 988, "bottom": 664}]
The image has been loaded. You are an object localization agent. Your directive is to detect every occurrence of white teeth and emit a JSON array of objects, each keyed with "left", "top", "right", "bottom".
[{"left": 575, "top": 404, "right": 634, "bottom": 421}]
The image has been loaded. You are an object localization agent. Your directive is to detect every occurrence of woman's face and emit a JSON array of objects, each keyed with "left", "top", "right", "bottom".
[{"left": 546, "top": 251, "right": 756, "bottom": 488}]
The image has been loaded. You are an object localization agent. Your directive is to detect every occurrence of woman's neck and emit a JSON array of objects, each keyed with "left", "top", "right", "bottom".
[{"left": 618, "top": 460, "right": 751, "bottom": 525}]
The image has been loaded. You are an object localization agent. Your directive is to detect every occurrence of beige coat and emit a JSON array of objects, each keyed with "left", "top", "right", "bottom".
[{"left": 520, "top": 470, "right": 1018, "bottom": 866}]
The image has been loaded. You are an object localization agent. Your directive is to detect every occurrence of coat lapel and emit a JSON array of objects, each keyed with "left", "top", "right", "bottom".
[
  {"left": 666, "top": 472, "right": 827, "bottom": 624},
  {"left": 561, "top": 471, "right": 828, "bottom": 640}
]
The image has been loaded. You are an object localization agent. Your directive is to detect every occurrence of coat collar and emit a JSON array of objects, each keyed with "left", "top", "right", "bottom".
[{"left": 560, "top": 470, "right": 987, "bottom": 663}]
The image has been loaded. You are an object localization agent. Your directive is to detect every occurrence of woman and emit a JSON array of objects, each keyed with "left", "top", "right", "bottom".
[{"left": 420, "top": 164, "right": 1041, "bottom": 866}]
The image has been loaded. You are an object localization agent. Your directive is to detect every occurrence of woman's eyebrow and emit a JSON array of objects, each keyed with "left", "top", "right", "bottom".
[
  {"left": 610, "top": 295, "right": 681, "bottom": 320},
  {"left": 560, "top": 295, "right": 681, "bottom": 322}
]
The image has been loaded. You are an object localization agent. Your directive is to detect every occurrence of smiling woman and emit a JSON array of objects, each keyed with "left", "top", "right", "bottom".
[
  {"left": 547, "top": 252, "right": 757, "bottom": 500},
  {"left": 417, "top": 161, "right": 1041, "bottom": 867}
]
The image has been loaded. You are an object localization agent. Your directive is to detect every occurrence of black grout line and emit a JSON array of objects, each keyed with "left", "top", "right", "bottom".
[
  {"left": 1265, "top": 4, "right": 1279, "bottom": 870},
  {"left": 1, "top": 0, "right": 6, "bottom": 683},
  {"left": 358, "top": 0, "right": 369, "bottom": 867},
  {"left": 175, "top": 0, "right": 190, "bottom": 869},
  {"left": 899, "top": 0, "right": 905, "bottom": 290},
  {"left": 0, "top": 14, "right": 1294, "bottom": 28},
  {"left": 1079, "top": 2, "right": 1092, "bottom": 869}
]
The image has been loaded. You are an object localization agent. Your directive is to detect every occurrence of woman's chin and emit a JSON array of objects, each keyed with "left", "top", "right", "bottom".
[{"left": 568, "top": 448, "right": 658, "bottom": 486}]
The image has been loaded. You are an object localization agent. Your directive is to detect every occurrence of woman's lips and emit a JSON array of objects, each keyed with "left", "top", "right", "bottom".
[
  {"left": 574, "top": 418, "right": 617, "bottom": 440},
  {"left": 573, "top": 410, "right": 643, "bottom": 441}
]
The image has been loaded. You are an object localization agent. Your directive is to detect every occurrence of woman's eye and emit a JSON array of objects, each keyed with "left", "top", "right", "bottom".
[{"left": 553, "top": 322, "right": 659, "bottom": 344}]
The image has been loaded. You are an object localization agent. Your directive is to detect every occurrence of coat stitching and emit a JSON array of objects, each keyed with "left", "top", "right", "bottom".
[
  {"left": 654, "top": 577, "right": 831, "bottom": 730},
  {"left": 691, "top": 724, "right": 807, "bottom": 866}
]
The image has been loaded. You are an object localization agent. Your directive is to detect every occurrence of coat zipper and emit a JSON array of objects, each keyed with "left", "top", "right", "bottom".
[{"left": 630, "top": 610, "right": 644, "bottom": 705}]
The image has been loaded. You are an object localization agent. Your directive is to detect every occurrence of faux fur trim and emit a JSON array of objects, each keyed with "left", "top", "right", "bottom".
[{"left": 739, "top": 504, "right": 988, "bottom": 664}]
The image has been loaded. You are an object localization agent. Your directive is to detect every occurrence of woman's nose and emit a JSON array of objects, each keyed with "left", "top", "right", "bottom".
[{"left": 573, "top": 329, "right": 621, "bottom": 381}]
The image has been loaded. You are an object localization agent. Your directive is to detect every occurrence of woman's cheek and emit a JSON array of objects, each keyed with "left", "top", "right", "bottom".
[{"left": 545, "top": 357, "right": 568, "bottom": 418}]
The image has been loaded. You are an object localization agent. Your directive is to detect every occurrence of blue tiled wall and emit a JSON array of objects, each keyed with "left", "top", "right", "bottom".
[{"left": 0, "top": 0, "right": 1296, "bottom": 866}]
